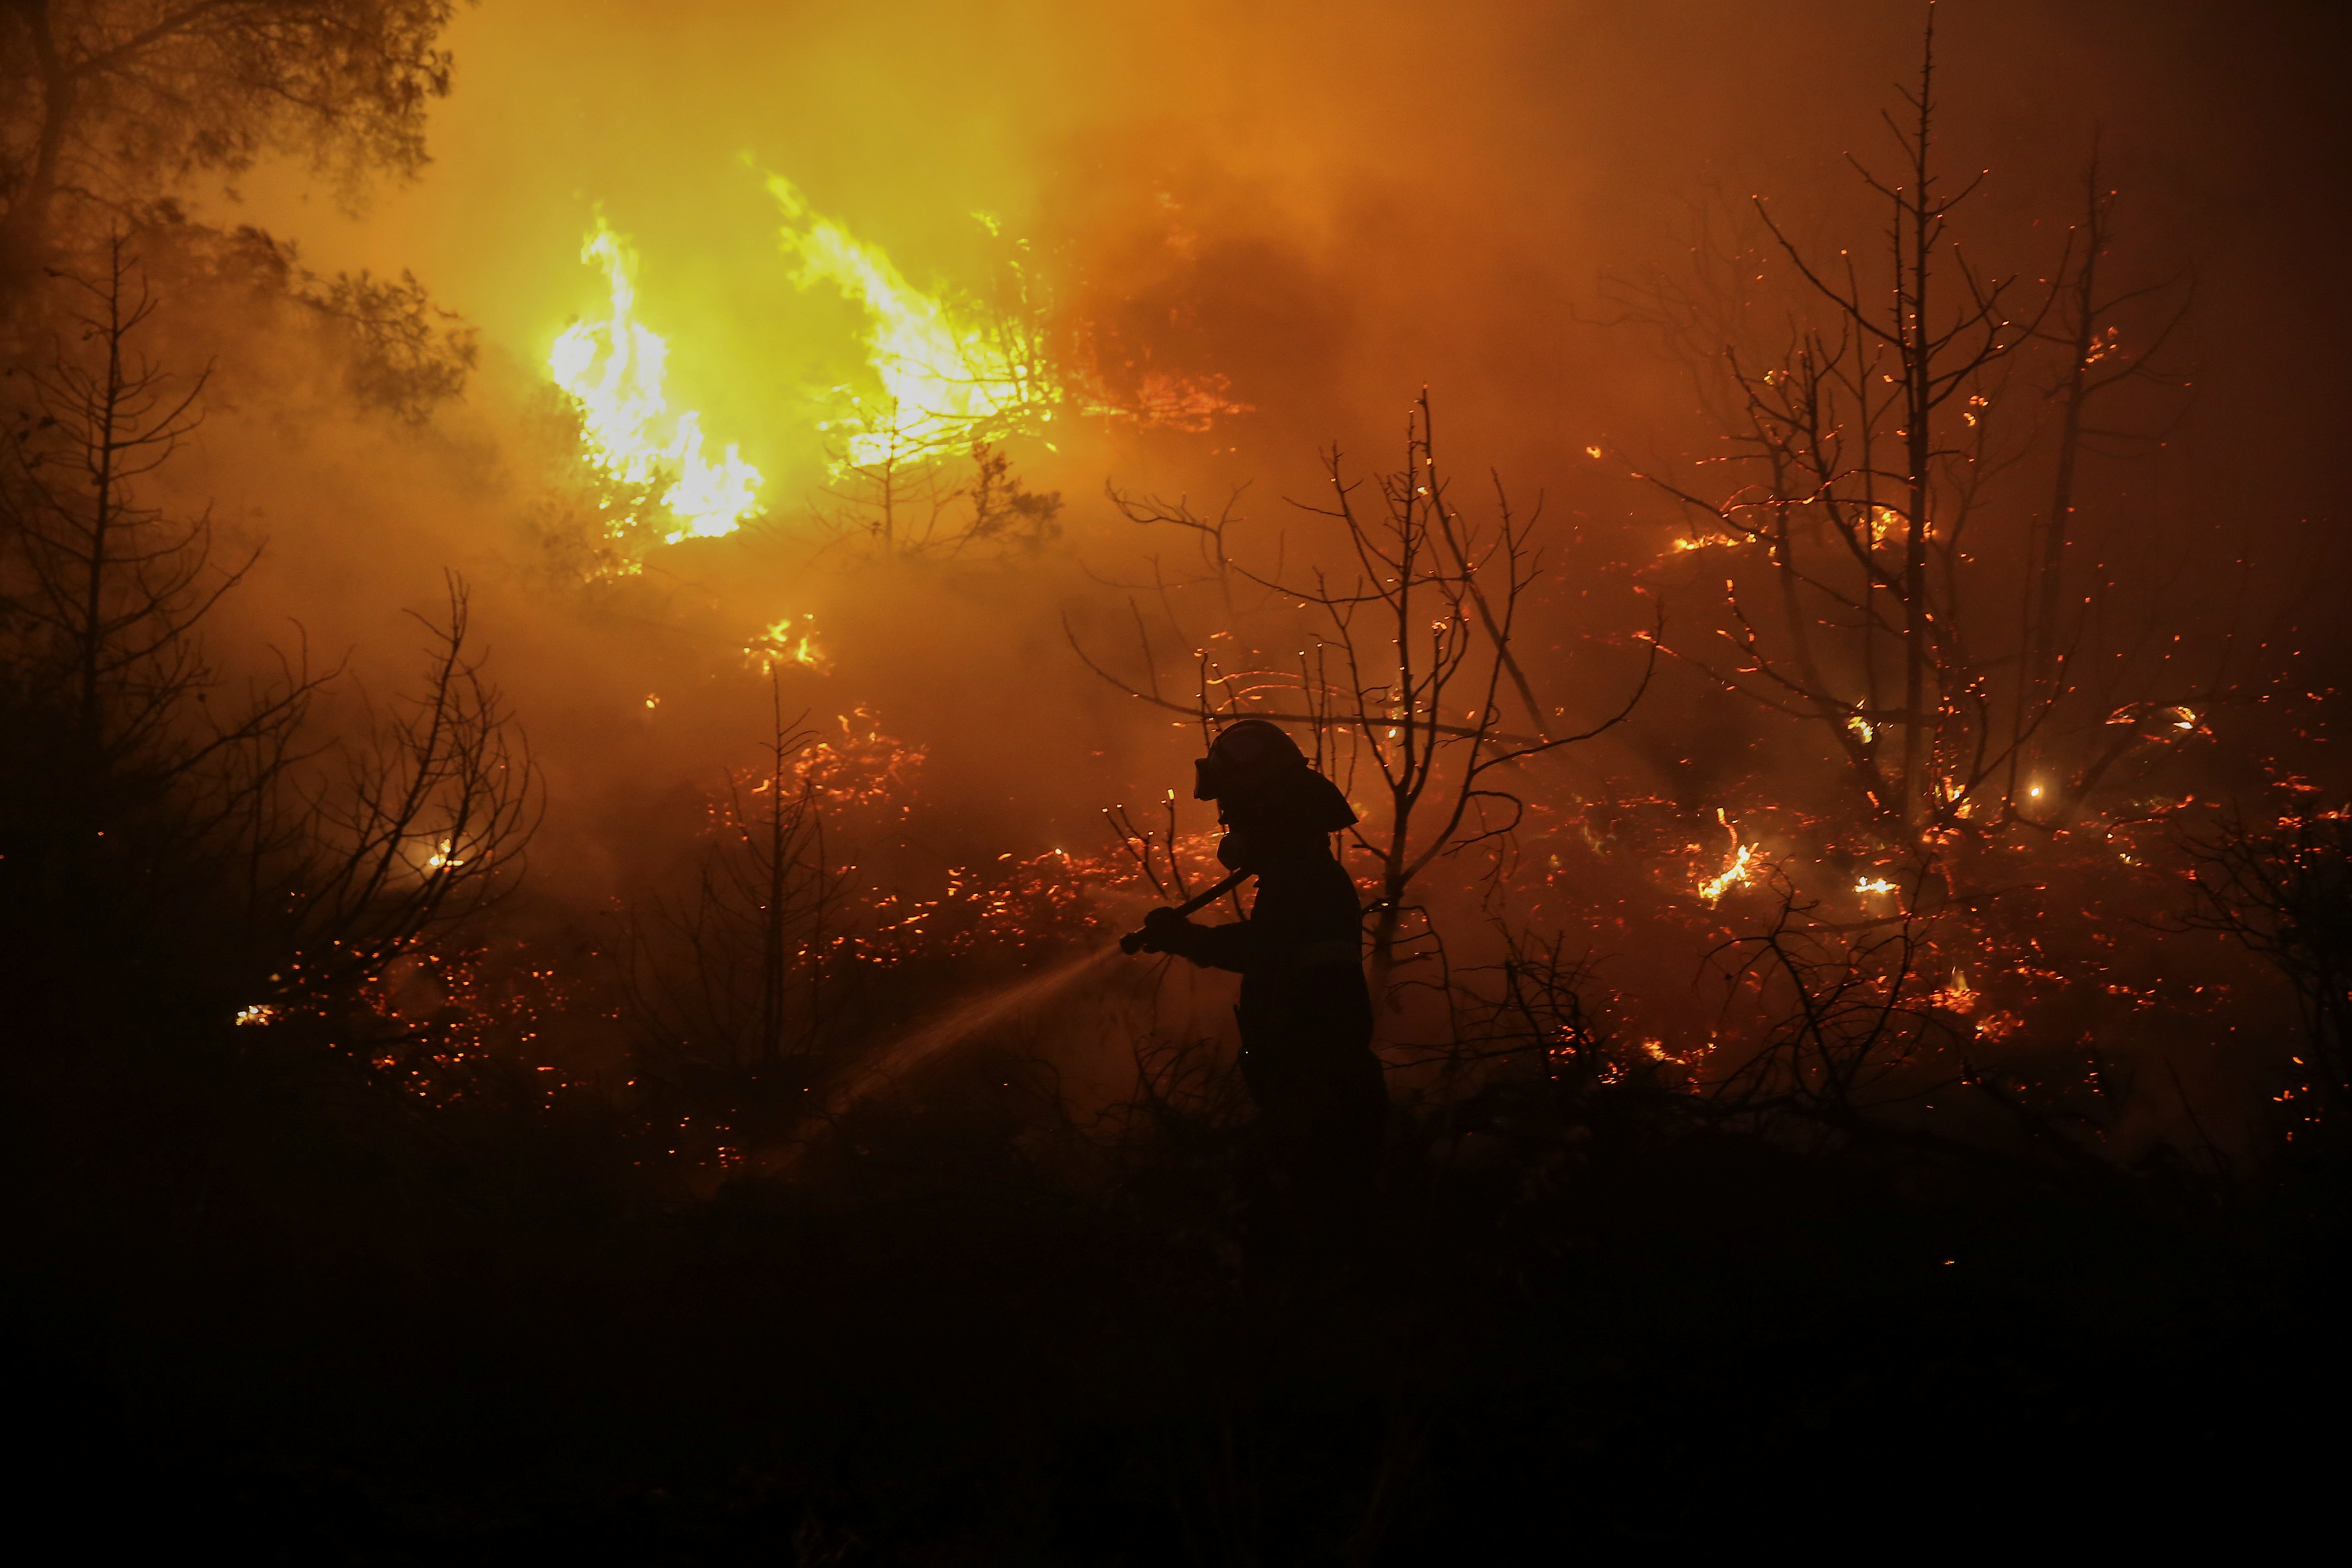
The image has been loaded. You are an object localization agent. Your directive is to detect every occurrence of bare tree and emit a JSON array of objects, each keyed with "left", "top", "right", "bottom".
[
  {"left": 1288, "top": 400, "right": 1653, "bottom": 988},
  {"left": 1617, "top": 21, "right": 2197, "bottom": 840},
  {"left": 817, "top": 411, "right": 1061, "bottom": 562},
  {"left": 1076, "top": 394, "right": 1653, "bottom": 991},
  {"left": 1630, "top": 15, "right": 2045, "bottom": 829},
  {"left": 1761, "top": 11, "right": 2036, "bottom": 823},
  {"left": 2012, "top": 146, "right": 2193, "bottom": 803},
  {"left": 0, "top": 242, "right": 528, "bottom": 1041},
  {"left": 1705, "top": 867, "right": 1960, "bottom": 1143},
  {"left": 619, "top": 677, "right": 841, "bottom": 1077},
  {"left": 815, "top": 400, "right": 961, "bottom": 558},
  {"left": 2177, "top": 797, "right": 2352, "bottom": 1126},
  {"left": 275, "top": 572, "right": 538, "bottom": 1010},
  {"left": 2025, "top": 147, "right": 2192, "bottom": 695},
  {"left": 0, "top": 232, "right": 321, "bottom": 852}
]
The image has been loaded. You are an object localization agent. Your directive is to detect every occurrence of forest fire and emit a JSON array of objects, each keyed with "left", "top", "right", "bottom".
[
  {"left": 765, "top": 171, "right": 1050, "bottom": 459},
  {"left": 3, "top": 0, "right": 2347, "bottom": 1557},
  {"left": 550, "top": 217, "right": 763, "bottom": 540}
]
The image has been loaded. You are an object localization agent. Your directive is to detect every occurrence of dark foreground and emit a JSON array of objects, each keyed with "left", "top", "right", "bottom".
[{"left": 6, "top": 1027, "right": 2344, "bottom": 1564}]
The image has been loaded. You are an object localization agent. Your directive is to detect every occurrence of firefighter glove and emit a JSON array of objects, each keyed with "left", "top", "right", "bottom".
[{"left": 1138, "top": 906, "right": 1200, "bottom": 956}]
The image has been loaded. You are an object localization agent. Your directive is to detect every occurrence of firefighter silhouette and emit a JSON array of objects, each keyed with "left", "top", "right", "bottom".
[{"left": 1134, "top": 719, "right": 1388, "bottom": 1195}]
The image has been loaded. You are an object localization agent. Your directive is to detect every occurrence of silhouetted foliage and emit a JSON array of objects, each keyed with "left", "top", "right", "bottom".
[
  {"left": 2181, "top": 795, "right": 2352, "bottom": 1127},
  {"left": 0, "top": 242, "right": 530, "bottom": 1055},
  {"left": 0, "top": 0, "right": 459, "bottom": 271}
]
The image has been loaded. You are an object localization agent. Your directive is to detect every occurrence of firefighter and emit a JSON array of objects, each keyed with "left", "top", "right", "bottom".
[{"left": 1135, "top": 719, "right": 1388, "bottom": 1196}]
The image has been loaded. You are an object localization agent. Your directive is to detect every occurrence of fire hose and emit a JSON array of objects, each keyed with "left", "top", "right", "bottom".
[{"left": 1117, "top": 868, "right": 1253, "bottom": 954}]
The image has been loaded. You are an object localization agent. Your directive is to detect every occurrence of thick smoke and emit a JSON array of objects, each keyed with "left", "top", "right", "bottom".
[{"left": 141, "top": 0, "right": 2352, "bottom": 1118}]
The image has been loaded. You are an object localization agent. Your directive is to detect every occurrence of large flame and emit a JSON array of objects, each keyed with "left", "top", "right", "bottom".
[
  {"left": 550, "top": 218, "right": 764, "bottom": 542},
  {"left": 766, "top": 173, "right": 1048, "bottom": 463},
  {"left": 552, "top": 177, "right": 1243, "bottom": 544}
]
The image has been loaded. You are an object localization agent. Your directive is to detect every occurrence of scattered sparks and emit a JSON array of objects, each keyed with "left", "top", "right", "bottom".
[{"left": 234, "top": 1004, "right": 278, "bottom": 1027}]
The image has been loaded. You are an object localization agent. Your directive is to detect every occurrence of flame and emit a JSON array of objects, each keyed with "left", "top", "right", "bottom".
[
  {"left": 551, "top": 180, "right": 1244, "bottom": 526},
  {"left": 747, "top": 613, "right": 830, "bottom": 676},
  {"left": 1697, "top": 809, "right": 1754, "bottom": 904},
  {"left": 1855, "top": 876, "right": 1899, "bottom": 896},
  {"left": 767, "top": 174, "right": 1046, "bottom": 463},
  {"left": 1930, "top": 969, "right": 1978, "bottom": 1015},
  {"left": 550, "top": 217, "right": 763, "bottom": 543}
]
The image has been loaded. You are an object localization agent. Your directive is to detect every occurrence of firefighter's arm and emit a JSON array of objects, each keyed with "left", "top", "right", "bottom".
[{"left": 1137, "top": 908, "right": 1257, "bottom": 973}]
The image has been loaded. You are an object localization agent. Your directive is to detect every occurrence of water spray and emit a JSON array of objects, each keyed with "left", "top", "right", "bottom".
[
  {"left": 734, "top": 870, "right": 1259, "bottom": 1183},
  {"left": 841, "top": 866, "right": 1252, "bottom": 1100}
]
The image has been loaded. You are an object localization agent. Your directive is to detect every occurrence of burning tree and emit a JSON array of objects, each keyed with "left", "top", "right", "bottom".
[
  {"left": 817, "top": 422, "right": 1063, "bottom": 561},
  {"left": 1624, "top": 14, "right": 2032, "bottom": 830},
  {"left": 1618, "top": 14, "right": 2193, "bottom": 836}
]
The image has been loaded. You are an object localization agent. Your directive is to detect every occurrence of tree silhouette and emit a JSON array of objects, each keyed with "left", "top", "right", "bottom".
[{"left": 1, "top": 1, "right": 457, "bottom": 268}]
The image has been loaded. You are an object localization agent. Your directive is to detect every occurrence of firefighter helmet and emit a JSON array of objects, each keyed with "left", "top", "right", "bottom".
[{"left": 1192, "top": 718, "right": 1306, "bottom": 801}]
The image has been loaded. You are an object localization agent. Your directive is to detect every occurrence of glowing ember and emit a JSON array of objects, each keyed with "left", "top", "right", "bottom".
[
  {"left": 1697, "top": 809, "right": 1755, "bottom": 904},
  {"left": 1931, "top": 969, "right": 1978, "bottom": 1014},
  {"left": 550, "top": 216, "right": 764, "bottom": 542},
  {"left": 233, "top": 1004, "right": 278, "bottom": 1027}
]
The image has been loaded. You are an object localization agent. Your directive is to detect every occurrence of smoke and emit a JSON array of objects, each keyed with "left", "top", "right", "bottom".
[
  {"left": 116, "top": 0, "right": 2351, "bottom": 1120},
  {"left": 206, "top": 0, "right": 2352, "bottom": 564}
]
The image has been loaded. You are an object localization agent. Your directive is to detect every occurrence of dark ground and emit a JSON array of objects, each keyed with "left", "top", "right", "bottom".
[{"left": 5, "top": 1014, "right": 2344, "bottom": 1565}]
